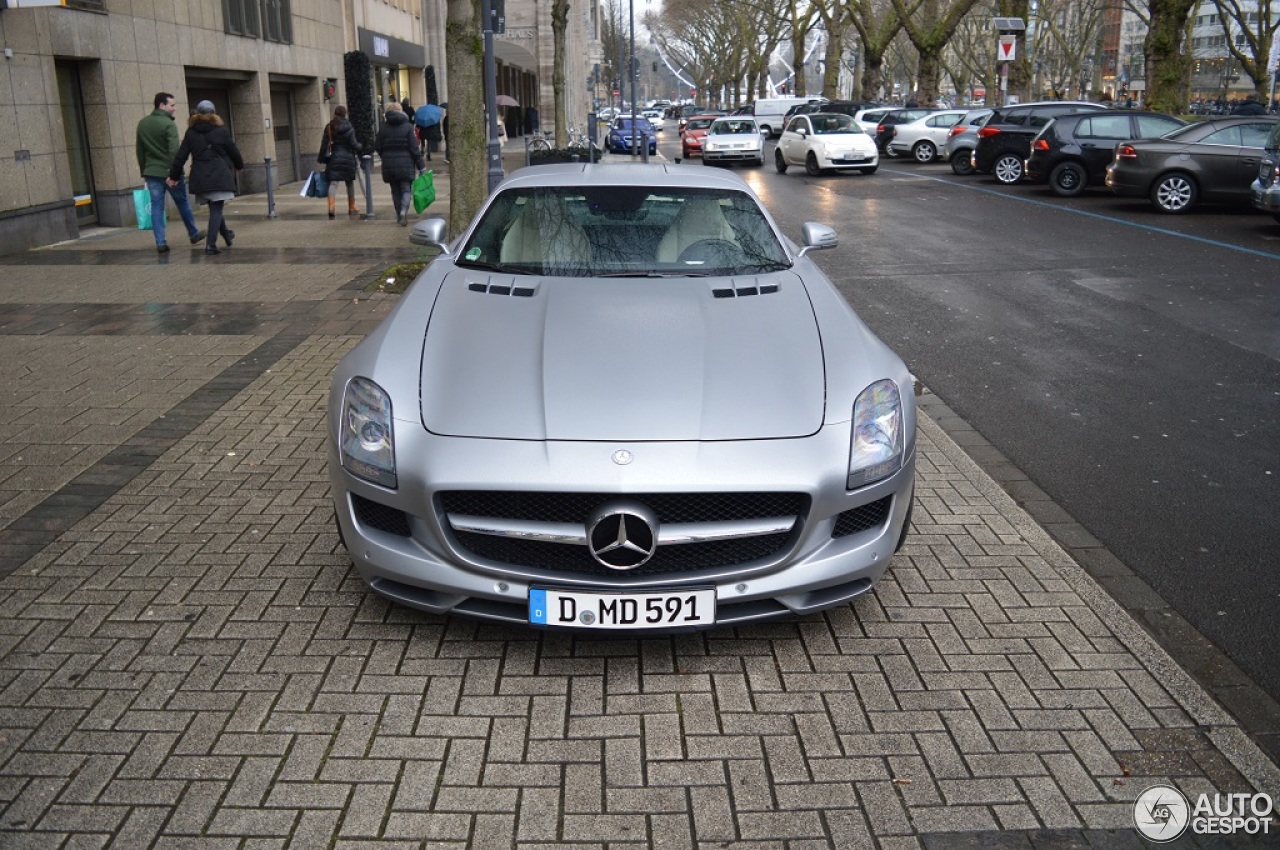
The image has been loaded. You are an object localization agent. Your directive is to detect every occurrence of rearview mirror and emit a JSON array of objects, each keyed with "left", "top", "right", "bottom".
[
  {"left": 409, "top": 216, "right": 451, "bottom": 254},
  {"left": 797, "top": 222, "right": 837, "bottom": 257}
]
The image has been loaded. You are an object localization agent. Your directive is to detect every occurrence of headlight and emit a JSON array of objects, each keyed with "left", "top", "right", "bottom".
[
  {"left": 340, "top": 377, "right": 397, "bottom": 488},
  {"left": 848, "top": 379, "right": 904, "bottom": 489},
  {"left": 704, "top": 141, "right": 718, "bottom": 151}
]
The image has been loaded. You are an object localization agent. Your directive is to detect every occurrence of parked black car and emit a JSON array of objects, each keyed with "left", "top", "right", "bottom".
[
  {"left": 1106, "top": 115, "right": 1280, "bottom": 213},
  {"left": 793, "top": 100, "right": 880, "bottom": 119},
  {"left": 1025, "top": 110, "right": 1186, "bottom": 196},
  {"left": 973, "top": 100, "right": 1105, "bottom": 184},
  {"left": 874, "top": 108, "right": 934, "bottom": 155}
]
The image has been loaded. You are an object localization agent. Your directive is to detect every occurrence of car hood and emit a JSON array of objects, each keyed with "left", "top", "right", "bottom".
[{"left": 420, "top": 271, "right": 825, "bottom": 441}]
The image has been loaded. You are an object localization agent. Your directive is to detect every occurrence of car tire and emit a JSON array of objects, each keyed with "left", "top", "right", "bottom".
[
  {"left": 1150, "top": 172, "right": 1197, "bottom": 213},
  {"left": 775, "top": 150, "right": 789, "bottom": 174},
  {"left": 702, "top": 157, "right": 713, "bottom": 166},
  {"left": 912, "top": 141, "right": 937, "bottom": 163},
  {"left": 805, "top": 152, "right": 822, "bottom": 177},
  {"left": 1048, "top": 161, "right": 1087, "bottom": 197},
  {"left": 858, "top": 165, "right": 878, "bottom": 175},
  {"left": 993, "top": 153, "right": 1024, "bottom": 185},
  {"left": 950, "top": 150, "right": 975, "bottom": 175}
]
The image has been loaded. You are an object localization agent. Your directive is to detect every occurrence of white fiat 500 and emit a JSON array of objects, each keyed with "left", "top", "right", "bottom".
[
  {"left": 329, "top": 163, "right": 915, "bottom": 632},
  {"left": 776, "top": 113, "right": 879, "bottom": 176}
]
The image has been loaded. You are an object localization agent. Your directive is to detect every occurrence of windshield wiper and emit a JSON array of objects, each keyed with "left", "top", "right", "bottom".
[
  {"left": 599, "top": 271, "right": 710, "bottom": 278},
  {"left": 456, "top": 258, "right": 514, "bottom": 273}
]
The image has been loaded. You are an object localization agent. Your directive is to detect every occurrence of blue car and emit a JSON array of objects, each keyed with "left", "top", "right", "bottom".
[{"left": 608, "top": 117, "right": 657, "bottom": 155}]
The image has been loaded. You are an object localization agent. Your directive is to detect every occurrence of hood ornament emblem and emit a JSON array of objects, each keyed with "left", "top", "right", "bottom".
[
  {"left": 586, "top": 501, "right": 658, "bottom": 570},
  {"left": 611, "top": 450, "right": 633, "bottom": 465}
]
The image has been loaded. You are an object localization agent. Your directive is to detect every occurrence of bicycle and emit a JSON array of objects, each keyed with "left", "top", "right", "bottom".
[{"left": 526, "top": 131, "right": 554, "bottom": 152}]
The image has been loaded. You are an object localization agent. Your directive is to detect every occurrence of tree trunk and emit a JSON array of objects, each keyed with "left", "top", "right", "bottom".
[
  {"left": 862, "top": 53, "right": 886, "bottom": 101},
  {"left": 1144, "top": 0, "right": 1195, "bottom": 113},
  {"left": 552, "top": 0, "right": 569, "bottom": 145},
  {"left": 446, "top": 0, "right": 487, "bottom": 233},
  {"left": 823, "top": 29, "right": 845, "bottom": 99},
  {"left": 792, "top": 29, "right": 807, "bottom": 96},
  {"left": 916, "top": 49, "right": 942, "bottom": 105}
]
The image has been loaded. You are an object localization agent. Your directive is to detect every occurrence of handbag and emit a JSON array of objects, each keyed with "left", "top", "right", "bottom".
[
  {"left": 412, "top": 170, "right": 436, "bottom": 214},
  {"left": 134, "top": 187, "right": 151, "bottom": 229},
  {"left": 301, "top": 170, "right": 329, "bottom": 198}
]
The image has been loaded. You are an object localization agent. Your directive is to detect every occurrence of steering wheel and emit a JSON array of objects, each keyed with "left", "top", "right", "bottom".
[{"left": 676, "top": 238, "right": 741, "bottom": 265}]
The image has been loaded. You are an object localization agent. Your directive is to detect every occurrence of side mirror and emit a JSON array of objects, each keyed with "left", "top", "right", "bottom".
[
  {"left": 796, "top": 222, "right": 837, "bottom": 257},
  {"left": 410, "top": 216, "right": 451, "bottom": 254},
  {"left": 795, "top": 127, "right": 807, "bottom": 137}
]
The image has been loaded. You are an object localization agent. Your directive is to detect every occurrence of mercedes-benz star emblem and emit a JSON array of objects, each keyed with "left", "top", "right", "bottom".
[
  {"left": 586, "top": 501, "right": 659, "bottom": 570},
  {"left": 611, "top": 450, "right": 633, "bottom": 465}
]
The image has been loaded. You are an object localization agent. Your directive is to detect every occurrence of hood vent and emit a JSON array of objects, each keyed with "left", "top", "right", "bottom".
[
  {"left": 712, "top": 279, "right": 781, "bottom": 299},
  {"left": 467, "top": 279, "right": 539, "bottom": 298}
]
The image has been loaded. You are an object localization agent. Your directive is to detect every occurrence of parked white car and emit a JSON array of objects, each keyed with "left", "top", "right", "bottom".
[
  {"left": 775, "top": 113, "right": 879, "bottom": 176},
  {"left": 701, "top": 116, "right": 765, "bottom": 166},
  {"left": 886, "top": 109, "right": 968, "bottom": 163}
]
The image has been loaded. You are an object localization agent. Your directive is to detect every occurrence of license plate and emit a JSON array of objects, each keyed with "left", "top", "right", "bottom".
[
  {"left": 844, "top": 154, "right": 867, "bottom": 162},
  {"left": 530, "top": 587, "right": 715, "bottom": 629}
]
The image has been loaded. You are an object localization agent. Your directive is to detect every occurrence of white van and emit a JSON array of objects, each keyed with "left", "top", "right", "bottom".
[{"left": 752, "top": 97, "right": 826, "bottom": 137}]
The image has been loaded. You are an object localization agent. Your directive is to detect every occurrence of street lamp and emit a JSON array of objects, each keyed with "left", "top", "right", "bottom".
[{"left": 482, "top": 0, "right": 504, "bottom": 193}]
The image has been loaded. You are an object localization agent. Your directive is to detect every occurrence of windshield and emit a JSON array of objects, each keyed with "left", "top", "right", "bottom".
[
  {"left": 457, "top": 185, "right": 792, "bottom": 278},
  {"left": 685, "top": 119, "right": 713, "bottom": 131},
  {"left": 811, "top": 114, "right": 861, "bottom": 134},
  {"left": 709, "top": 119, "right": 759, "bottom": 135}
]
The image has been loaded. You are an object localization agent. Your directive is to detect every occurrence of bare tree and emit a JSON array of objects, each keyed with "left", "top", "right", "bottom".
[
  {"left": 840, "top": 0, "right": 907, "bottom": 101},
  {"left": 890, "top": 0, "right": 986, "bottom": 105},
  {"left": 1033, "top": 0, "right": 1110, "bottom": 99},
  {"left": 445, "top": 0, "right": 487, "bottom": 231},
  {"left": 943, "top": 2, "right": 999, "bottom": 103},
  {"left": 1211, "top": 0, "right": 1278, "bottom": 96}
]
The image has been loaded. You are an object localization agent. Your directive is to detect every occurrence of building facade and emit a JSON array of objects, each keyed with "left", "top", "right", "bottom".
[{"left": 0, "top": 0, "right": 599, "bottom": 256}]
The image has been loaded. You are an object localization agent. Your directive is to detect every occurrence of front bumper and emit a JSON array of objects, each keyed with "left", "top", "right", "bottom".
[
  {"left": 1252, "top": 178, "right": 1280, "bottom": 213},
  {"left": 818, "top": 151, "right": 879, "bottom": 170},
  {"left": 703, "top": 148, "right": 763, "bottom": 162},
  {"left": 331, "top": 426, "right": 915, "bottom": 631}
]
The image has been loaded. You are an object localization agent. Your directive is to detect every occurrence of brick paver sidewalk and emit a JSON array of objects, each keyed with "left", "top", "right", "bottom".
[{"left": 0, "top": 166, "right": 1275, "bottom": 848}]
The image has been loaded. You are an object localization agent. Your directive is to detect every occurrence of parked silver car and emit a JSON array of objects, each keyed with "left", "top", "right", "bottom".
[
  {"left": 329, "top": 164, "right": 917, "bottom": 632},
  {"left": 944, "top": 108, "right": 993, "bottom": 175},
  {"left": 886, "top": 109, "right": 968, "bottom": 162},
  {"left": 1251, "top": 122, "right": 1280, "bottom": 223}
]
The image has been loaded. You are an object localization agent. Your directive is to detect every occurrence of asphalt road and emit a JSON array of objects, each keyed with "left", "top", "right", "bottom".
[{"left": 655, "top": 134, "right": 1280, "bottom": 704}]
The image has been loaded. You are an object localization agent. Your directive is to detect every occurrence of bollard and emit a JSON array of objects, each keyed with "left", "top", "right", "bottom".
[
  {"left": 264, "top": 156, "right": 276, "bottom": 219},
  {"left": 362, "top": 155, "right": 375, "bottom": 218}
]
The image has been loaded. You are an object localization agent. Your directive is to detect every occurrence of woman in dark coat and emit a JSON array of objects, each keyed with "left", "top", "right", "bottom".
[
  {"left": 374, "top": 102, "right": 426, "bottom": 225},
  {"left": 318, "top": 105, "right": 362, "bottom": 219},
  {"left": 168, "top": 100, "right": 244, "bottom": 255}
]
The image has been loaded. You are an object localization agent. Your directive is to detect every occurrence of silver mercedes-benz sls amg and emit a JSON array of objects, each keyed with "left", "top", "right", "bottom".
[{"left": 328, "top": 163, "right": 915, "bottom": 632}]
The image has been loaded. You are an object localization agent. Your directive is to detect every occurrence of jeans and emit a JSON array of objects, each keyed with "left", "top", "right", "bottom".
[
  {"left": 389, "top": 179, "right": 412, "bottom": 218},
  {"left": 145, "top": 176, "right": 200, "bottom": 246}
]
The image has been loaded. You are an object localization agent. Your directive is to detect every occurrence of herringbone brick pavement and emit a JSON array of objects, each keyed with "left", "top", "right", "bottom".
[{"left": 1, "top": 336, "right": 1275, "bottom": 848}]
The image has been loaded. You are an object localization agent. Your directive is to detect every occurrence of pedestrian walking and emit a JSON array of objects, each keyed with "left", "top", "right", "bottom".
[
  {"left": 317, "top": 105, "right": 362, "bottom": 219},
  {"left": 168, "top": 100, "right": 244, "bottom": 255},
  {"left": 136, "top": 92, "right": 204, "bottom": 253},
  {"left": 374, "top": 102, "right": 425, "bottom": 226},
  {"left": 1231, "top": 93, "right": 1267, "bottom": 116}
]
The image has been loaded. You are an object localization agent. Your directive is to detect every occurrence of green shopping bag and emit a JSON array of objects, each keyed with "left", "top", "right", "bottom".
[{"left": 412, "top": 170, "right": 436, "bottom": 214}]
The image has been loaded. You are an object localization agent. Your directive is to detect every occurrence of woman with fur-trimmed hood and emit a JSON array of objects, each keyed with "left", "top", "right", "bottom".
[{"left": 169, "top": 100, "right": 244, "bottom": 255}]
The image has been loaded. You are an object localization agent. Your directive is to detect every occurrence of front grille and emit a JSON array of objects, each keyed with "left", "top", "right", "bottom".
[
  {"left": 453, "top": 530, "right": 793, "bottom": 577},
  {"left": 439, "top": 491, "right": 806, "bottom": 524},
  {"left": 352, "top": 494, "right": 411, "bottom": 537},
  {"left": 440, "top": 491, "right": 808, "bottom": 578},
  {"left": 832, "top": 496, "right": 892, "bottom": 538}
]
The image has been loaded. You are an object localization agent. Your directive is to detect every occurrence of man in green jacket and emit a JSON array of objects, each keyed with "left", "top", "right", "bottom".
[{"left": 136, "top": 92, "right": 203, "bottom": 253}]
